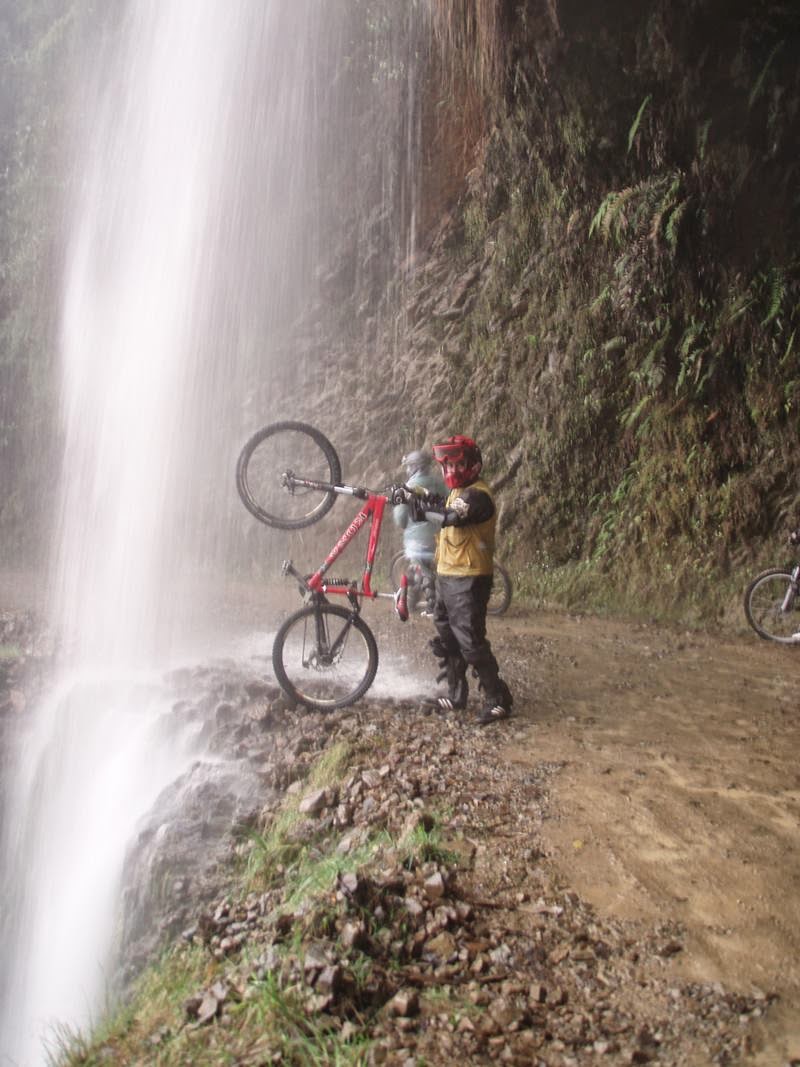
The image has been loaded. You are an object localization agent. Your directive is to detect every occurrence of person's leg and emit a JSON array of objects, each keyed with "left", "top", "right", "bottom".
[
  {"left": 419, "top": 558, "right": 437, "bottom": 616},
  {"left": 408, "top": 554, "right": 436, "bottom": 615},
  {"left": 424, "top": 581, "right": 468, "bottom": 709},
  {"left": 443, "top": 575, "right": 513, "bottom": 724}
]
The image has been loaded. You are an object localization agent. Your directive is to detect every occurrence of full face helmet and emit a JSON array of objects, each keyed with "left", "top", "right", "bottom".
[
  {"left": 432, "top": 435, "right": 482, "bottom": 489},
  {"left": 401, "top": 450, "right": 433, "bottom": 479}
]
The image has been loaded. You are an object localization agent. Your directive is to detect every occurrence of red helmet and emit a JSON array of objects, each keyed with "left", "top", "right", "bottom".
[{"left": 433, "top": 435, "right": 482, "bottom": 489}]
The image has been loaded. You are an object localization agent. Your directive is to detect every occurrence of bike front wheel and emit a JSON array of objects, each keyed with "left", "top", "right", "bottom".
[
  {"left": 236, "top": 421, "right": 342, "bottom": 529},
  {"left": 743, "top": 568, "right": 800, "bottom": 644},
  {"left": 488, "top": 561, "right": 513, "bottom": 616},
  {"left": 273, "top": 602, "right": 379, "bottom": 709}
]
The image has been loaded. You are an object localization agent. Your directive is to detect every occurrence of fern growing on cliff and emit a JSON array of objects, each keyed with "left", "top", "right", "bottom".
[
  {"left": 761, "top": 266, "right": 786, "bottom": 326},
  {"left": 627, "top": 94, "right": 652, "bottom": 153},
  {"left": 665, "top": 199, "right": 689, "bottom": 254}
]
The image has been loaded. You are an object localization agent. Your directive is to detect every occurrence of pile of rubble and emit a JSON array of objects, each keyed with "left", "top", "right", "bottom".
[{"left": 153, "top": 686, "right": 771, "bottom": 1065}]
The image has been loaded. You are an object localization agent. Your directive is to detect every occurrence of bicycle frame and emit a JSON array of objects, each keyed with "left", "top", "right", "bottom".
[{"left": 280, "top": 473, "right": 396, "bottom": 602}]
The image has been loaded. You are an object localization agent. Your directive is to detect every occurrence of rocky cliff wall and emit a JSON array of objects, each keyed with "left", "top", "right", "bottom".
[{"left": 259, "top": 0, "right": 800, "bottom": 622}]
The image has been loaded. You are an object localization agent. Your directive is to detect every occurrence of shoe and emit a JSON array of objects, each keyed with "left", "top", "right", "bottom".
[
  {"left": 476, "top": 702, "right": 512, "bottom": 726},
  {"left": 422, "top": 695, "right": 467, "bottom": 712}
]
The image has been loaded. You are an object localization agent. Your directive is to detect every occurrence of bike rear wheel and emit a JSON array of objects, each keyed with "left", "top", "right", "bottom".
[
  {"left": 273, "top": 602, "right": 379, "bottom": 709},
  {"left": 488, "top": 561, "right": 513, "bottom": 616},
  {"left": 743, "top": 568, "right": 800, "bottom": 644},
  {"left": 236, "top": 421, "right": 342, "bottom": 529},
  {"left": 390, "top": 552, "right": 512, "bottom": 616}
]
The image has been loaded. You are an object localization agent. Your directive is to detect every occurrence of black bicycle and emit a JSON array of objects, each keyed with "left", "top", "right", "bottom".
[
  {"left": 388, "top": 550, "right": 513, "bottom": 616},
  {"left": 743, "top": 532, "right": 800, "bottom": 644}
]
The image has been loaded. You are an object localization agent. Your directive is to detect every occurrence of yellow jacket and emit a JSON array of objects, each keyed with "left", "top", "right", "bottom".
[{"left": 435, "top": 478, "right": 496, "bottom": 576}]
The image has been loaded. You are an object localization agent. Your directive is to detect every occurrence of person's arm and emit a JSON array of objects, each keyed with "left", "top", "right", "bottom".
[{"left": 414, "top": 487, "right": 495, "bottom": 528}]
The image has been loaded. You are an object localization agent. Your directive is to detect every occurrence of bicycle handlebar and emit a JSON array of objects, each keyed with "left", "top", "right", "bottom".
[{"left": 282, "top": 471, "right": 413, "bottom": 505}]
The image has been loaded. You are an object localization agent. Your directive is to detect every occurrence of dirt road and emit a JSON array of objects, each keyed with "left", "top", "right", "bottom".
[{"left": 489, "top": 609, "right": 800, "bottom": 1064}]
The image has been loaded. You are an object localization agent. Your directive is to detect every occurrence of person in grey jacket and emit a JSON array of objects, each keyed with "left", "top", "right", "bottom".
[{"left": 392, "top": 450, "right": 446, "bottom": 612}]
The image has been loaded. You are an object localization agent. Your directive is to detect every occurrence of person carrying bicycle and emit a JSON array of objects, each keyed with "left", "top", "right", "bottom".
[
  {"left": 400, "top": 434, "right": 513, "bottom": 726},
  {"left": 392, "top": 450, "right": 447, "bottom": 614}
]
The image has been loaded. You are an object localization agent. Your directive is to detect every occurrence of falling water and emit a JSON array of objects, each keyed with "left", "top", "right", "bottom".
[
  {"left": 0, "top": 1, "right": 428, "bottom": 1062},
  {"left": 0, "top": 5, "right": 251, "bottom": 1060}
]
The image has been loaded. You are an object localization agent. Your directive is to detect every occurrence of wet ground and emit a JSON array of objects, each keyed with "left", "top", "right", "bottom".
[{"left": 3, "top": 569, "right": 799, "bottom": 1062}]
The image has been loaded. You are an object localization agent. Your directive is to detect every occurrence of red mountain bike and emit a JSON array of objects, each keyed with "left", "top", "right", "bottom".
[{"left": 236, "top": 421, "right": 411, "bottom": 710}]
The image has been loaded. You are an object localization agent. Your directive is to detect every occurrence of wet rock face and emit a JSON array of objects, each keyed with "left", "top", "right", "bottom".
[
  {"left": 118, "top": 759, "right": 263, "bottom": 981},
  {"left": 115, "top": 688, "right": 773, "bottom": 1065},
  {"left": 114, "top": 661, "right": 340, "bottom": 990}
]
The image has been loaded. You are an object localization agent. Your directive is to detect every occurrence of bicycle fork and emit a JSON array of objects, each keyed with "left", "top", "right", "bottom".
[
  {"left": 781, "top": 565, "right": 800, "bottom": 615},
  {"left": 304, "top": 591, "right": 358, "bottom": 668}
]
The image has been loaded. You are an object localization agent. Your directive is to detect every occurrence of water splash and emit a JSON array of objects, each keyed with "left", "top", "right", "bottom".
[{"left": 0, "top": 675, "right": 200, "bottom": 1064}]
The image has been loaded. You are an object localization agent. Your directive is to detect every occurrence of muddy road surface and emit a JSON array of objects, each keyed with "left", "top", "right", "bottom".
[{"left": 482, "top": 608, "right": 800, "bottom": 1065}]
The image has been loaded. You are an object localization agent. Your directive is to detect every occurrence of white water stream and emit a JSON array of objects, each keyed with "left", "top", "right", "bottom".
[
  {"left": 0, "top": 2, "right": 425, "bottom": 1062},
  {"left": 0, "top": 6, "right": 249, "bottom": 1060}
]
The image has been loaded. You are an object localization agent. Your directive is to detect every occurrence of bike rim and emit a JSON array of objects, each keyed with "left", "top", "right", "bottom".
[{"left": 748, "top": 572, "right": 800, "bottom": 642}]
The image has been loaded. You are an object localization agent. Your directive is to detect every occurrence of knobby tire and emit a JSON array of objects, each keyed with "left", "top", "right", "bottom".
[
  {"left": 488, "top": 562, "right": 513, "bottom": 616},
  {"left": 273, "top": 602, "right": 379, "bottom": 709},
  {"left": 743, "top": 567, "right": 800, "bottom": 644}
]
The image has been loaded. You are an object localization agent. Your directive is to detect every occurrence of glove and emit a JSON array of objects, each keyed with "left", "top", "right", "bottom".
[{"left": 389, "top": 484, "right": 411, "bottom": 506}]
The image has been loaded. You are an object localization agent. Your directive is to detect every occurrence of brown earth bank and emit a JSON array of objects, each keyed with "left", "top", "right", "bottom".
[
  {"left": 485, "top": 609, "right": 800, "bottom": 1066},
  {"left": 2, "top": 587, "right": 799, "bottom": 1065}
]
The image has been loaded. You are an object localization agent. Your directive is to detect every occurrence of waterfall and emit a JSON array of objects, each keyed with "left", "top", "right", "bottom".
[
  {"left": 0, "top": 2, "right": 426, "bottom": 1062},
  {"left": 0, "top": 5, "right": 250, "bottom": 1060}
]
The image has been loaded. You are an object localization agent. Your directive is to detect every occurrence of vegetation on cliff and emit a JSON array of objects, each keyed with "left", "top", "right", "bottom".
[{"left": 320, "top": 0, "right": 800, "bottom": 622}]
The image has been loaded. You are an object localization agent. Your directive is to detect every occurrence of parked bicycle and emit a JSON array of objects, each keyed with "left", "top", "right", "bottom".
[
  {"left": 388, "top": 550, "right": 513, "bottom": 616},
  {"left": 743, "top": 530, "right": 800, "bottom": 644},
  {"left": 236, "top": 421, "right": 420, "bottom": 710}
]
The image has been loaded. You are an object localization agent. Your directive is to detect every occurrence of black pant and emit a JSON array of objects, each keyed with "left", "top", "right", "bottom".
[{"left": 433, "top": 574, "right": 511, "bottom": 707}]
